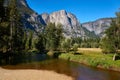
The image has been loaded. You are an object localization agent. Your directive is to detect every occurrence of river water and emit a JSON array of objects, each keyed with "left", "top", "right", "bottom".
[{"left": 2, "top": 59, "right": 120, "bottom": 80}]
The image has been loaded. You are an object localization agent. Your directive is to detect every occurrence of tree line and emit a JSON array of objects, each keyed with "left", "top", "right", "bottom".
[{"left": 0, "top": 0, "right": 37, "bottom": 64}]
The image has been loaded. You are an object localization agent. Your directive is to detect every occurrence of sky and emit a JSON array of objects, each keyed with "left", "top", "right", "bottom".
[{"left": 26, "top": 0, "right": 120, "bottom": 23}]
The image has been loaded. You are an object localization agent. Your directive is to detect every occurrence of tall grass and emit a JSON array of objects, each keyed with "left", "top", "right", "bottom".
[{"left": 59, "top": 48, "right": 120, "bottom": 71}]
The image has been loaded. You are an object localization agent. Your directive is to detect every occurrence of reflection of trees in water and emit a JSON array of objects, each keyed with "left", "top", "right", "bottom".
[{"left": 0, "top": 52, "right": 48, "bottom": 65}]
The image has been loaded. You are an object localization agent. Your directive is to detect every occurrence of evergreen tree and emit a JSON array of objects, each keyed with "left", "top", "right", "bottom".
[
  {"left": 0, "top": 0, "right": 5, "bottom": 22},
  {"left": 116, "top": 12, "right": 120, "bottom": 49},
  {"left": 61, "top": 38, "right": 72, "bottom": 52},
  {"left": 101, "top": 19, "right": 120, "bottom": 53},
  {"left": 0, "top": 0, "right": 10, "bottom": 53},
  {"left": 45, "top": 23, "right": 63, "bottom": 51},
  {"left": 25, "top": 31, "right": 34, "bottom": 50},
  {"left": 9, "top": 0, "right": 25, "bottom": 52},
  {"left": 18, "top": 31, "right": 27, "bottom": 50},
  {"left": 35, "top": 33, "right": 46, "bottom": 53},
  {"left": 100, "top": 11, "right": 120, "bottom": 60},
  {"left": 0, "top": 22, "right": 10, "bottom": 52},
  {"left": 28, "top": 31, "right": 33, "bottom": 50}
]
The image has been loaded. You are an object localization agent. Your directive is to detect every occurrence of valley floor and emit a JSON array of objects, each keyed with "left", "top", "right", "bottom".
[{"left": 0, "top": 67, "right": 73, "bottom": 80}]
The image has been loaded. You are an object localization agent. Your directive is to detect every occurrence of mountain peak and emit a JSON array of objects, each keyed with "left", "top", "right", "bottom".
[
  {"left": 17, "top": 0, "right": 34, "bottom": 14},
  {"left": 59, "top": 10, "right": 67, "bottom": 13},
  {"left": 51, "top": 10, "right": 67, "bottom": 16},
  {"left": 19, "top": 0, "right": 28, "bottom": 7},
  {"left": 17, "top": 0, "right": 28, "bottom": 7}
]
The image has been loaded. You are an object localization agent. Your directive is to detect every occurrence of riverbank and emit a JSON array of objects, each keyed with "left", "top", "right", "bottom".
[
  {"left": 59, "top": 48, "right": 120, "bottom": 72},
  {"left": 0, "top": 67, "right": 73, "bottom": 80}
]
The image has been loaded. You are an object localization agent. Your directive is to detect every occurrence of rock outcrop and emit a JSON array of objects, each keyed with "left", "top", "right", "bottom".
[
  {"left": 41, "top": 10, "right": 86, "bottom": 38},
  {"left": 16, "top": 0, "right": 94, "bottom": 38},
  {"left": 16, "top": 0, "right": 104, "bottom": 38},
  {"left": 82, "top": 18, "right": 112, "bottom": 37}
]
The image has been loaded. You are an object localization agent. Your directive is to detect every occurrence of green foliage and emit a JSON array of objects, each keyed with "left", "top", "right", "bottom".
[
  {"left": 0, "top": 22, "right": 10, "bottom": 52},
  {"left": 0, "top": 0, "right": 27, "bottom": 53},
  {"left": 60, "top": 37, "right": 100, "bottom": 52},
  {"left": 100, "top": 11, "right": 120, "bottom": 54},
  {"left": 61, "top": 38, "right": 72, "bottom": 52},
  {"left": 25, "top": 30, "right": 38, "bottom": 51},
  {"left": 71, "top": 37, "right": 82, "bottom": 47},
  {"left": 100, "top": 37, "right": 116, "bottom": 53},
  {"left": 0, "top": 0, "right": 30, "bottom": 65},
  {"left": 27, "top": 31, "right": 33, "bottom": 49},
  {"left": 28, "top": 31, "right": 33, "bottom": 49},
  {"left": 9, "top": 0, "right": 25, "bottom": 51},
  {"left": 72, "top": 43, "right": 79, "bottom": 53},
  {"left": 45, "top": 23, "right": 63, "bottom": 51},
  {"left": 35, "top": 33, "right": 46, "bottom": 53},
  {"left": 0, "top": 0, "right": 10, "bottom": 52},
  {"left": 80, "top": 38, "right": 100, "bottom": 48},
  {"left": 59, "top": 50, "right": 120, "bottom": 69},
  {"left": 35, "top": 23, "right": 63, "bottom": 53}
]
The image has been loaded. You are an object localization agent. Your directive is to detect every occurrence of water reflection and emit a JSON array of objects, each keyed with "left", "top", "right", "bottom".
[
  {"left": 2, "top": 59, "right": 120, "bottom": 80},
  {"left": 0, "top": 52, "right": 48, "bottom": 65}
]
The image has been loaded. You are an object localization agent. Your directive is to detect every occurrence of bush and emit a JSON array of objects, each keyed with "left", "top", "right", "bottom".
[
  {"left": 61, "top": 39, "right": 72, "bottom": 52},
  {"left": 100, "top": 37, "right": 116, "bottom": 54},
  {"left": 72, "top": 43, "right": 79, "bottom": 53}
]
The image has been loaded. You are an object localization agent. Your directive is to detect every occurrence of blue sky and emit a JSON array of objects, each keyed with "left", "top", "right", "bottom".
[{"left": 26, "top": 0, "right": 120, "bottom": 23}]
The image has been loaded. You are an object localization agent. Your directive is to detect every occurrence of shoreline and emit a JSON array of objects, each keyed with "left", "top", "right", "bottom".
[
  {"left": 59, "top": 50, "right": 120, "bottom": 73},
  {"left": 60, "top": 56, "right": 120, "bottom": 72},
  {"left": 0, "top": 67, "right": 73, "bottom": 80},
  {"left": 71, "top": 59, "right": 120, "bottom": 72}
]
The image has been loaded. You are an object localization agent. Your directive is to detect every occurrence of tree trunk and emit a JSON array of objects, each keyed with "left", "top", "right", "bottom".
[{"left": 113, "top": 53, "right": 117, "bottom": 61}]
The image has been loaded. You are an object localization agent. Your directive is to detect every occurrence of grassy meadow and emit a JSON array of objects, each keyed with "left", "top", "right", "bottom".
[{"left": 59, "top": 48, "right": 120, "bottom": 71}]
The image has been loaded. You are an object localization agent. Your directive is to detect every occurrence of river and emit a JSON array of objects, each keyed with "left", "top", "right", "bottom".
[{"left": 2, "top": 58, "right": 120, "bottom": 80}]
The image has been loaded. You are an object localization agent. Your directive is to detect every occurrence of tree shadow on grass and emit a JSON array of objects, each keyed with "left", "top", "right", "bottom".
[{"left": 73, "top": 52, "right": 82, "bottom": 55}]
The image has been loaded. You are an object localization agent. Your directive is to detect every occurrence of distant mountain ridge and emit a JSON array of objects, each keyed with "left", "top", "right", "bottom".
[
  {"left": 16, "top": 0, "right": 112, "bottom": 38},
  {"left": 82, "top": 18, "right": 112, "bottom": 37},
  {"left": 16, "top": 0, "right": 97, "bottom": 38}
]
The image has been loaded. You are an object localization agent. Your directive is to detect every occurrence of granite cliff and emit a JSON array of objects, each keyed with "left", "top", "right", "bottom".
[
  {"left": 82, "top": 18, "right": 112, "bottom": 37},
  {"left": 15, "top": 0, "right": 111, "bottom": 38}
]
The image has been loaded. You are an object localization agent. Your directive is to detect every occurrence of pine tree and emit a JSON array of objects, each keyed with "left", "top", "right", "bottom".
[
  {"left": 35, "top": 33, "right": 46, "bottom": 53},
  {"left": 28, "top": 30, "right": 33, "bottom": 50},
  {"left": 0, "top": 0, "right": 10, "bottom": 53},
  {"left": 45, "top": 23, "right": 63, "bottom": 51},
  {"left": 9, "top": 0, "right": 25, "bottom": 52},
  {"left": 100, "top": 11, "right": 120, "bottom": 60},
  {"left": 0, "top": 0, "right": 5, "bottom": 22}
]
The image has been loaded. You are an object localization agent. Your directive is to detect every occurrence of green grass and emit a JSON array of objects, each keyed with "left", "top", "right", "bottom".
[{"left": 59, "top": 49, "right": 120, "bottom": 71}]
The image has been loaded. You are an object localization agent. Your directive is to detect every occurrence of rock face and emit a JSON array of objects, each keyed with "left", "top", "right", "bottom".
[
  {"left": 17, "top": 0, "right": 44, "bottom": 32},
  {"left": 16, "top": 0, "right": 108, "bottom": 38},
  {"left": 41, "top": 13, "right": 50, "bottom": 24},
  {"left": 17, "top": 0, "right": 34, "bottom": 14},
  {"left": 82, "top": 18, "right": 112, "bottom": 37},
  {"left": 16, "top": 0, "right": 93, "bottom": 38},
  {"left": 41, "top": 10, "right": 87, "bottom": 38}
]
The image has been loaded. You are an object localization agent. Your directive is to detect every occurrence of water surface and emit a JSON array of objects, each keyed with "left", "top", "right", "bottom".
[{"left": 2, "top": 59, "right": 120, "bottom": 80}]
